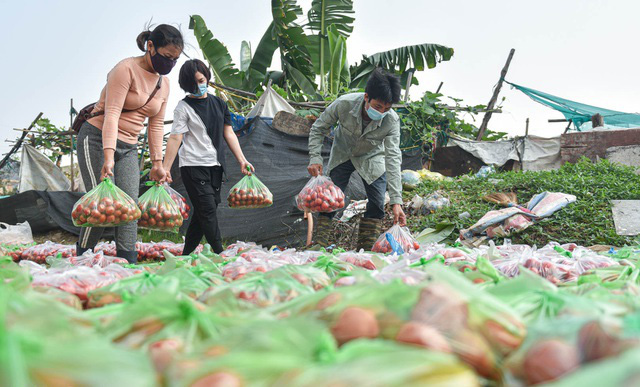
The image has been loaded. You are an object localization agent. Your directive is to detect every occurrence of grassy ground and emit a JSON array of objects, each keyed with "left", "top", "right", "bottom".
[{"left": 404, "top": 158, "right": 640, "bottom": 247}]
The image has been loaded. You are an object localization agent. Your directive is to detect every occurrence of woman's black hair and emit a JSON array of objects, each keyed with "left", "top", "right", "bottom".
[
  {"left": 365, "top": 67, "right": 402, "bottom": 104},
  {"left": 136, "top": 24, "right": 184, "bottom": 52},
  {"left": 179, "top": 59, "right": 212, "bottom": 94}
]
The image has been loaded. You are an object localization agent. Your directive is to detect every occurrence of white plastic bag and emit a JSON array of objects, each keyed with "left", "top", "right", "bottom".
[{"left": 0, "top": 221, "right": 33, "bottom": 245}]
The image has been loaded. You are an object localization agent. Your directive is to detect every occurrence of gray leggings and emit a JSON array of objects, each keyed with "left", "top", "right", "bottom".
[{"left": 76, "top": 122, "right": 139, "bottom": 251}]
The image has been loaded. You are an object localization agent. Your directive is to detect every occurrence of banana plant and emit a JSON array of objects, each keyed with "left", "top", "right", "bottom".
[
  {"left": 305, "top": 0, "right": 355, "bottom": 94},
  {"left": 350, "top": 43, "right": 455, "bottom": 89},
  {"left": 270, "top": 0, "right": 320, "bottom": 99},
  {"left": 189, "top": 15, "right": 278, "bottom": 94},
  {"left": 191, "top": 1, "right": 454, "bottom": 103}
]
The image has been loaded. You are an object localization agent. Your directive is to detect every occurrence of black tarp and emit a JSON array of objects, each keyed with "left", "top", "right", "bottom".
[{"left": 0, "top": 118, "right": 420, "bottom": 246}]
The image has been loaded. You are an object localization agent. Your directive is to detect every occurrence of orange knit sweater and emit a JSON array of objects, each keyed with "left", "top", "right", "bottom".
[{"left": 88, "top": 57, "right": 169, "bottom": 161}]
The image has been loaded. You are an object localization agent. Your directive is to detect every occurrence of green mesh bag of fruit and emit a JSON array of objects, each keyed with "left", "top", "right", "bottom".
[
  {"left": 138, "top": 182, "right": 183, "bottom": 232},
  {"left": 71, "top": 177, "right": 141, "bottom": 227},
  {"left": 227, "top": 168, "right": 273, "bottom": 209}
]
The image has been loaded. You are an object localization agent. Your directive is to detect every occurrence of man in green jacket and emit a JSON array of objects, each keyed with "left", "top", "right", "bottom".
[{"left": 307, "top": 68, "right": 406, "bottom": 250}]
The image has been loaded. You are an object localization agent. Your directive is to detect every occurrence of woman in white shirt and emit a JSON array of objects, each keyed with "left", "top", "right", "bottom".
[{"left": 163, "top": 59, "right": 253, "bottom": 254}]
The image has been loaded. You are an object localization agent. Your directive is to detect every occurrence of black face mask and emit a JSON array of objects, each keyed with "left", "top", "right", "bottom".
[{"left": 150, "top": 50, "right": 177, "bottom": 75}]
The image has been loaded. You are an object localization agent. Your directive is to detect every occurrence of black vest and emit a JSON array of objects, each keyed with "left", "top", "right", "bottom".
[{"left": 182, "top": 95, "right": 227, "bottom": 174}]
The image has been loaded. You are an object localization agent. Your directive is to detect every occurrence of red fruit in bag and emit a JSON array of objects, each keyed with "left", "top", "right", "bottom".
[
  {"left": 72, "top": 178, "right": 140, "bottom": 227},
  {"left": 227, "top": 172, "right": 273, "bottom": 209},
  {"left": 396, "top": 322, "right": 452, "bottom": 353},
  {"left": 296, "top": 176, "right": 345, "bottom": 213},
  {"left": 523, "top": 339, "right": 580, "bottom": 385},
  {"left": 138, "top": 183, "right": 183, "bottom": 232},
  {"left": 331, "top": 307, "right": 380, "bottom": 345}
]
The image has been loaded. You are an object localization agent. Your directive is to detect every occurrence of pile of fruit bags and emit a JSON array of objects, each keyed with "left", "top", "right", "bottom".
[{"left": 3, "top": 237, "right": 640, "bottom": 386}]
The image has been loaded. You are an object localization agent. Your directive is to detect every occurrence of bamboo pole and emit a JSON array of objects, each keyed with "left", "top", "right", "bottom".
[
  {"left": 69, "top": 98, "right": 75, "bottom": 191},
  {"left": 0, "top": 112, "right": 43, "bottom": 170},
  {"left": 476, "top": 49, "right": 516, "bottom": 140}
]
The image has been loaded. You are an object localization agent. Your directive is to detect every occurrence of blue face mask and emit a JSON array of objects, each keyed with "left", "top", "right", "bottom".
[
  {"left": 190, "top": 83, "right": 208, "bottom": 97},
  {"left": 366, "top": 104, "right": 389, "bottom": 121}
]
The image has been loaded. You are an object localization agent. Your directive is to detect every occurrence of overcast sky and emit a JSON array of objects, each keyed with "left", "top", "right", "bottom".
[{"left": 1, "top": 0, "right": 639, "bottom": 156}]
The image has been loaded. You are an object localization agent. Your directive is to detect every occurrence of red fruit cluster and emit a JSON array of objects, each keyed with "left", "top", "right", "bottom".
[
  {"left": 296, "top": 182, "right": 345, "bottom": 213},
  {"left": 138, "top": 203, "right": 183, "bottom": 231},
  {"left": 372, "top": 240, "right": 421, "bottom": 254},
  {"left": 68, "top": 251, "right": 128, "bottom": 267},
  {"left": 372, "top": 226, "right": 420, "bottom": 254},
  {"left": 19, "top": 242, "right": 75, "bottom": 263},
  {"left": 228, "top": 187, "right": 273, "bottom": 209},
  {"left": 166, "top": 185, "right": 190, "bottom": 220},
  {"left": 72, "top": 196, "right": 141, "bottom": 227}
]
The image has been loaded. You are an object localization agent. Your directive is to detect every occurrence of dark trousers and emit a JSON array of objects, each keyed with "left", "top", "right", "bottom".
[
  {"left": 181, "top": 166, "right": 224, "bottom": 254},
  {"left": 76, "top": 122, "right": 138, "bottom": 253},
  {"left": 320, "top": 160, "right": 386, "bottom": 220}
]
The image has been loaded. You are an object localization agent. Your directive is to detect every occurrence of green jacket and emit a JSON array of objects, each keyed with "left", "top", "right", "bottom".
[{"left": 308, "top": 92, "right": 403, "bottom": 205}]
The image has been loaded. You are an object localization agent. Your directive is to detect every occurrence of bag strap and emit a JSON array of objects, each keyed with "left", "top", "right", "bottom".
[{"left": 87, "top": 75, "right": 162, "bottom": 119}]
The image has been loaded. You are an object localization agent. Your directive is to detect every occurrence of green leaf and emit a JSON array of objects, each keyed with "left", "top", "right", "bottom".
[
  {"left": 239, "top": 40, "right": 252, "bottom": 72},
  {"left": 306, "top": 0, "right": 354, "bottom": 92},
  {"left": 271, "top": 0, "right": 317, "bottom": 98},
  {"left": 284, "top": 61, "right": 321, "bottom": 99},
  {"left": 247, "top": 22, "right": 279, "bottom": 90},
  {"left": 351, "top": 43, "right": 454, "bottom": 89},
  {"left": 189, "top": 15, "right": 243, "bottom": 89},
  {"left": 415, "top": 222, "right": 454, "bottom": 244},
  {"left": 327, "top": 25, "right": 349, "bottom": 95},
  {"left": 306, "top": 0, "right": 354, "bottom": 37}
]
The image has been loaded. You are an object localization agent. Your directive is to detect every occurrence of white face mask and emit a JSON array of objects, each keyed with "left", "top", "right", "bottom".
[{"left": 366, "top": 105, "right": 388, "bottom": 120}]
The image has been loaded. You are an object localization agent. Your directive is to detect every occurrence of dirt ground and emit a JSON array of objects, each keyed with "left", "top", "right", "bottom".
[{"left": 32, "top": 230, "right": 78, "bottom": 245}]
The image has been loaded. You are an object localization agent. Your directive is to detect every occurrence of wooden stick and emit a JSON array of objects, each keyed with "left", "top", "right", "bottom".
[
  {"left": 435, "top": 81, "right": 444, "bottom": 93},
  {"left": 69, "top": 98, "right": 75, "bottom": 191},
  {"left": 209, "top": 81, "right": 503, "bottom": 113},
  {"left": 563, "top": 120, "right": 573, "bottom": 134},
  {"left": 305, "top": 211, "right": 313, "bottom": 246},
  {"left": 0, "top": 112, "right": 43, "bottom": 170},
  {"left": 525, "top": 117, "right": 530, "bottom": 137},
  {"left": 476, "top": 49, "right": 515, "bottom": 140}
]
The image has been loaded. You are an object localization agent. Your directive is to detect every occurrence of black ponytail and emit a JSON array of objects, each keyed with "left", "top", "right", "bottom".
[
  {"left": 135, "top": 24, "right": 184, "bottom": 52},
  {"left": 136, "top": 30, "right": 152, "bottom": 51}
]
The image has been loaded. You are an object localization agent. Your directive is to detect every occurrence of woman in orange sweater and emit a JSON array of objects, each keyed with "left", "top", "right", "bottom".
[{"left": 76, "top": 24, "right": 183, "bottom": 263}]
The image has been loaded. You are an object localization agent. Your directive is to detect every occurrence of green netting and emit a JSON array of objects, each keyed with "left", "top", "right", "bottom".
[{"left": 507, "top": 81, "right": 640, "bottom": 131}]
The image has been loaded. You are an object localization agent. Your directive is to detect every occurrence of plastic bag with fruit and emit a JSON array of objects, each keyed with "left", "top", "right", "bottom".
[
  {"left": 87, "top": 272, "right": 181, "bottom": 308},
  {"left": 0, "top": 243, "right": 33, "bottom": 262},
  {"left": 19, "top": 241, "right": 75, "bottom": 264},
  {"left": 504, "top": 315, "right": 637, "bottom": 386},
  {"left": 0, "top": 257, "right": 31, "bottom": 291},
  {"left": 164, "top": 183, "right": 190, "bottom": 220},
  {"left": 287, "top": 339, "right": 480, "bottom": 387},
  {"left": 0, "top": 297, "right": 156, "bottom": 387},
  {"left": 227, "top": 168, "right": 273, "bottom": 209},
  {"left": 30, "top": 266, "right": 122, "bottom": 304},
  {"left": 411, "top": 264, "right": 527, "bottom": 381},
  {"left": 48, "top": 250, "right": 128, "bottom": 269},
  {"left": 372, "top": 225, "right": 420, "bottom": 254},
  {"left": 296, "top": 175, "right": 345, "bottom": 213},
  {"left": 103, "top": 289, "right": 229, "bottom": 374},
  {"left": 71, "top": 177, "right": 141, "bottom": 227},
  {"left": 137, "top": 182, "right": 184, "bottom": 232},
  {"left": 166, "top": 318, "right": 336, "bottom": 387},
  {"left": 200, "top": 270, "right": 316, "bottom": 308}
]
